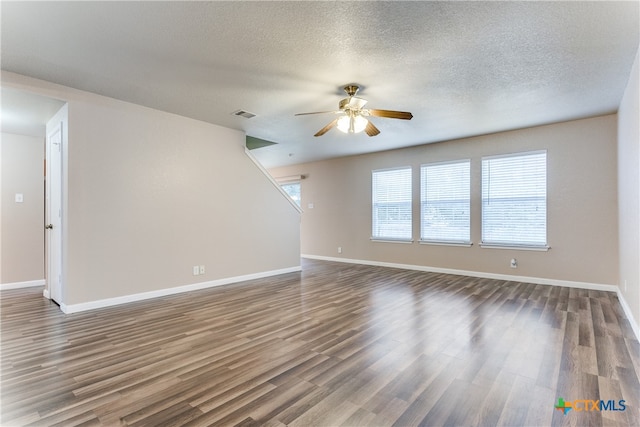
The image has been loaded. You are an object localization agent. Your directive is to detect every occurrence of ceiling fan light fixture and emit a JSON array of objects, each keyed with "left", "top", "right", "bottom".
[
  {"left": 337, "top": 114, "right": 368, "bottom": 134},
  {"left": 296, "top": 84, "right": 411, "bottom": 137}
]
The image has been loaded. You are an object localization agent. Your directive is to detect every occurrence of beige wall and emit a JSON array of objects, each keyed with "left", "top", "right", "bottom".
[
  {"left": 1, "top": 133, "right": 45, "bottom": 284},
  {"left": 3, "top": 73, "right": 300, "bottom": 306},
  {"left": 618, "top": 48, "right": 640, "bottom": 332},
  {"left": 272, "top": 115, "right": 619, "bottom": 286}
]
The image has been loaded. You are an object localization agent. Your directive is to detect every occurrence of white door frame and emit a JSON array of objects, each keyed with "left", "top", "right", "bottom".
[{"left": 45, "top": 104, "right": 67, "bottom": 306}]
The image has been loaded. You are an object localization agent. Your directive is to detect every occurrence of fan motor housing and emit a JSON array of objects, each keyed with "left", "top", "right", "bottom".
[
  {"left": 339, "top": 96, "right": 368, "bottom": 111},
  {"left": 343, "top": 85, "right": 360, "bottom": 97}
]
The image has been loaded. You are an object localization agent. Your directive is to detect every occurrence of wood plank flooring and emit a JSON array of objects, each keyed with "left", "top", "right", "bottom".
[{"left": 1, "top": 259, "right": 639, "bottom": 426}]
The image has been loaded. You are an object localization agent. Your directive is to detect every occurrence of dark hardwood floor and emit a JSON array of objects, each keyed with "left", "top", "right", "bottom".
[{"left": 1, "top": 259, "right": 639, "bottom": 426}]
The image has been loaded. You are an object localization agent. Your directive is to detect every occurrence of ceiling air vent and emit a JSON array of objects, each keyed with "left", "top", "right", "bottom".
[{"left": 231, "top": 109, "right": 256, "bottom": 119}]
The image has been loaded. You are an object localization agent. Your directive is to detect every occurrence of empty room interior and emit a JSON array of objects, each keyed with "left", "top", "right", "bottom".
[{"left": 1, "top": 2, "right": 639, "bottom": 426}]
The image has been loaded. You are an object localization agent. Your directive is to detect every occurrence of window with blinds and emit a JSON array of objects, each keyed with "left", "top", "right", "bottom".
[
  {"left": 481, "top": 151, "right": 547, "bottom": 248},
  {"left": 372, "top": 167, "right": 412, "bottom": 241},
  {"left": 420, "top": 160, "right": 470, "bottom": 244}
]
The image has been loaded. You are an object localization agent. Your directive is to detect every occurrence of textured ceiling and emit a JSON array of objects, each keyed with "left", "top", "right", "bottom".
[
  {"left": 2, "top": 1, "right": 638, "bottom": 167},
  {"left": 1, "top": 87, "right": 65, "bottom": 137}
]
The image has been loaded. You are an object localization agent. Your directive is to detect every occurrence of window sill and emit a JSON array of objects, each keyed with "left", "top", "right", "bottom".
[
  {"left": 370, "top": 238, "right": 414, "bottom": 244},
  {"left": 480, "top": 243, "right": 550, "bottom": 252},
  {"left": 419, "top": 240, "right": 473, "bottom": 248}
]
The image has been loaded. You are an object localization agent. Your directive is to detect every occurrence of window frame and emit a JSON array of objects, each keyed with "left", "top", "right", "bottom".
[
  {"left": 280, "top": 181, "right": 301, "bottom": 207},
  {"left": 480, "top": 150, "right": 549, "bottom": 251},
  {"left": 371, "top": 166, "right": 413, "bottom": 243},
  {"left": 419, "top": 159, "right": 472, "bottom": 247}
]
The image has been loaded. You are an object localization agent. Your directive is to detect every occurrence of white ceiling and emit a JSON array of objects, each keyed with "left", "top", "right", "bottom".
[
  {"left": 1, "top": 1, "right": 638, "bottom": 168},
  {"left": 1, "top": 87, "right": 65, "bottom": 137}
]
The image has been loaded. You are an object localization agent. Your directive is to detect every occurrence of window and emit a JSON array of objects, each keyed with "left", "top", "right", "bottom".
[
  {"left": 420, "top": 160, "right": 470, "bottom": 245},
  {"left": 481, "top": 151, "right": 547, "bottom": 249},
  {"left": 372, "top": 167, "right": 412, "bottom": 241},
  {"left": 280, "top": 182, "right": 301, "bottom": 207}
]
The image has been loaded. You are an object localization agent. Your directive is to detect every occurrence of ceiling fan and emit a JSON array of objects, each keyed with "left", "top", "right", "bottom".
[{"left": 295, "top": 85, "right": 413, "bottom": 137}]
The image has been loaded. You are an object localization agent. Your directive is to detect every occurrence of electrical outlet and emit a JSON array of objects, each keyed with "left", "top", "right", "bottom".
[
  {"left": 192, "top": 266, "right": 200, "bottom": 276},
  {"left": 510, "top": 258, "right": 518, "bottom": 269},
  {"left": 199, "top": 265, "right": 205, "bottom": 275},
  {"left": 338, "top": 247, "right": 342, "bottom": 254}
]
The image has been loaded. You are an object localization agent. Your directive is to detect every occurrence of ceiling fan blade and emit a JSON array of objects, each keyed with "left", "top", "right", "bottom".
[
  {"left": 294, "top": 110, "right": 336, "bottom": 116},
  {"left": 314, "top": 118, "right": 338, "bottom": 137},
  {"left": 367, "top": 109, "right": 413, "bottom": 120},
  {"left": 364, "top": 121, "right": 380, "bottom": 137}
]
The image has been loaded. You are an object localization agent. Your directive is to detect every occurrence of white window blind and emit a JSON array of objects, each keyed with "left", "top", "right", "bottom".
[
  {"left": 481, "top": 151, "right": 547, "bottom": 248},
  {"left": 372, "top": 167, "right": 412, "bottom": 240},
  {"left": 420, "top": 160, "right": 470, "bottom": 244}
]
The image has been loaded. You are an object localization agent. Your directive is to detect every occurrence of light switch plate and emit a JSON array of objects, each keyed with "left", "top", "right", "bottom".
[{"left": 15, "top": 193, "right": 24, "bottom": 203}]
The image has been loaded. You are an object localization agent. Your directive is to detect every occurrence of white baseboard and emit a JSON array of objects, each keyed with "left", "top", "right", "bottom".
[
  {"left": 60, "top": 266, "right": 301, "bottom": 314},
  {"left": 0, "top": 279, "right": 45, "bottom": 290},
  {"left": 616, "top": 289, "right": 640, "bottom": 342},
  {"left": 301, "top": 254, "right": 618, "bottom": 292}
]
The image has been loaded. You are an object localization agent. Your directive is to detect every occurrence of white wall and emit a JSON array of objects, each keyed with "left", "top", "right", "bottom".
[
  {"left": 0, "top": 133, "right": 44, "bottom": 285},
  {"left": 2, "top": 72, "right": 300, "bottom": 307},
  {"left": 618, "top": 48, "right": 640, "bottom": 334}
]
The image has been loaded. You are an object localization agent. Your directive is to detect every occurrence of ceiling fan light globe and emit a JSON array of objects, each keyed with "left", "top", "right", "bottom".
[
  {"left": 337, "top": 115, "right": 368, "bottom": 134},
  {"left": 336, "top": 115, "right": 350, "bottom": 133},
  {"left": 353, "top": 115, "right": 368, "bottom": 133}
]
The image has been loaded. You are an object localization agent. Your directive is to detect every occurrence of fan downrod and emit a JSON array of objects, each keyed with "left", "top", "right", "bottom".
[{"left": 343, "top": 85, "right": 360, "bottom": 97}]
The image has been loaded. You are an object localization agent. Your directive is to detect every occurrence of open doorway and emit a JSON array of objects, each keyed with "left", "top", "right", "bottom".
[{"left": 0, "top": 87, "right": 66, "bottom": 306}]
